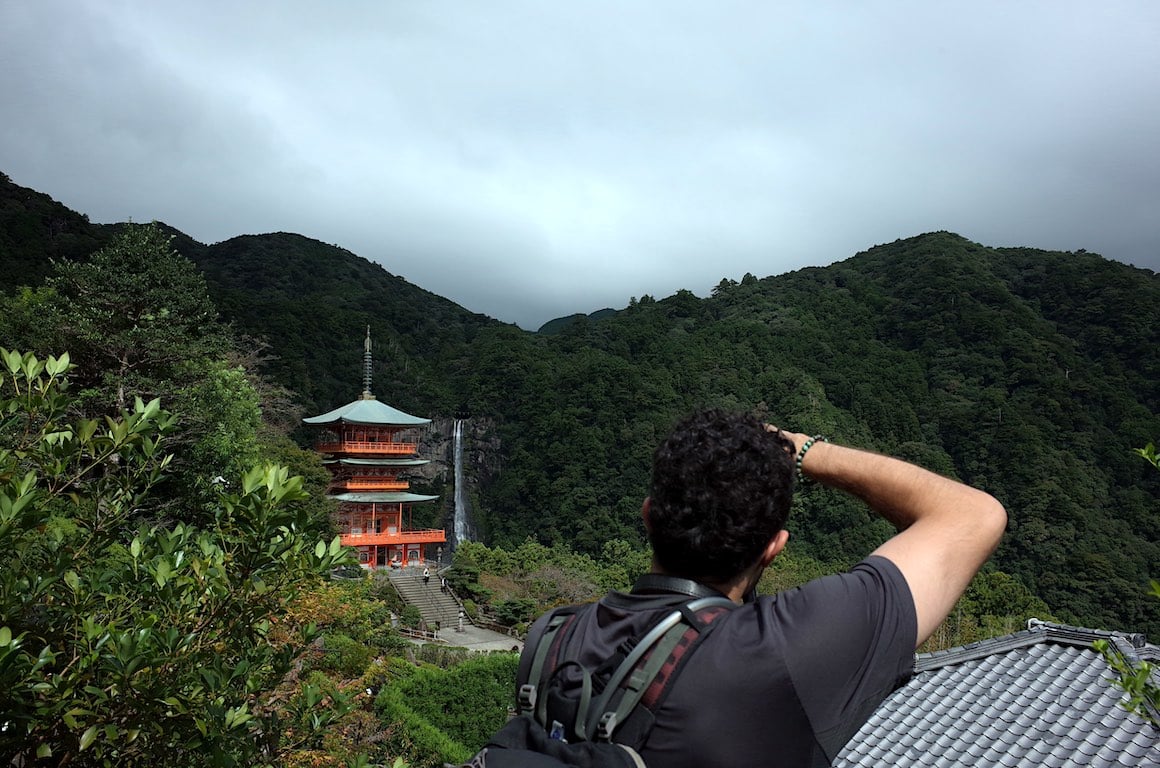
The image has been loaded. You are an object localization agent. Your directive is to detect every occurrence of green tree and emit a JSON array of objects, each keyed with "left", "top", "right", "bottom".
[
  {"left": 44, "top": 223, "right": 230, "bottom": 410},
  {"left": 0, "top": 349, "right": 350, "bottom": 766},
  {"left": 4, "top": 224, "right": 275, "bottom": 526}
]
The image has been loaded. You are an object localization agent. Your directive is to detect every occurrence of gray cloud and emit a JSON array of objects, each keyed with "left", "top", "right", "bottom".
[{"left": 2, "top": 1, "right": 1157, "bottom": 329}]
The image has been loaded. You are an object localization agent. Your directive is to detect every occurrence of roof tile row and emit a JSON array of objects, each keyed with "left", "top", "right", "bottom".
[{"left": 836, "top": 622, "right": 1160, "bottom": 767}]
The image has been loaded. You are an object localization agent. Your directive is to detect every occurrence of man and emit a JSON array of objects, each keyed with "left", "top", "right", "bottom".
[{"left": 516, "top": 409, "right": 1006, "bottom": 767}]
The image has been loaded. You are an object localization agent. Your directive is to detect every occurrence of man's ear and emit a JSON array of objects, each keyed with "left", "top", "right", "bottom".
[
  {"left": 760, "top": 529, "right": 790, "bottom": 567},
  {"left": 641, "top": 497, "right": 652, "bottom": 533}
]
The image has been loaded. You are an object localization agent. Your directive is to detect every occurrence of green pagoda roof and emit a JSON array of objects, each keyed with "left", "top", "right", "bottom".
[
  {"left": 329, "top": 491, "right": 439, "bottom": 503},
  {"left": 303, "top": 397, "right": 430, "bottom": 427}
]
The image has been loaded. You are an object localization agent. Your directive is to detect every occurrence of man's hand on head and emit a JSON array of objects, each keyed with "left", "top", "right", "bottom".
[{"left": 764, "top": 424, "right": 808, "bottom": 454}]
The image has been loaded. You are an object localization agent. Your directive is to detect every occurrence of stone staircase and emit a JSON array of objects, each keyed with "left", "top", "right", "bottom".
[{"left": 386, "top": 567, "right": 466, "bottom": 631}]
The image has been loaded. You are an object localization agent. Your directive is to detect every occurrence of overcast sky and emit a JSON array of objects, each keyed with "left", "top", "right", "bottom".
[{"left": 2, "top": 2, "right": 1157, "bottom": 329}]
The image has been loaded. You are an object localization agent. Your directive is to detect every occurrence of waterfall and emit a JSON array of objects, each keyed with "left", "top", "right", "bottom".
[{"left": 453, "top": 419, "right": 472, "bottom": 544}]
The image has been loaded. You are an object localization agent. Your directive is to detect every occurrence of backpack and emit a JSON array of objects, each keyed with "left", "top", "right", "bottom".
[{"left": 457, "top": 594, "right": 736, "bottom": 768}]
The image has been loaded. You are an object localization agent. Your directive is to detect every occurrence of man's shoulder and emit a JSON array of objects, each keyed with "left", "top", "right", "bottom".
[{"left": 723, "top": 555, "right": 915, "bottom": 649}]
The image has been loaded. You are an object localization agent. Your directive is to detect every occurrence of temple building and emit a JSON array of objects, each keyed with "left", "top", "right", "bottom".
[{"left": 303, "top": 330, "right": 446, "bottom": 569}]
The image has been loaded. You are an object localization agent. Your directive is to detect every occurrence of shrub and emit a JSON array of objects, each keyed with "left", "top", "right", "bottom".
[
  {"left": 322, "top": 633, "right": 376, "bottom": 678},
  {"left": 0, "top": 350, "right": 350, "bottom": 766}
]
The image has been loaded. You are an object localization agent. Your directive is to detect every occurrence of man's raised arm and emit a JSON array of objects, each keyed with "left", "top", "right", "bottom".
[{"left": 782, "top": 431, "right": 1008, "bottom": 648}]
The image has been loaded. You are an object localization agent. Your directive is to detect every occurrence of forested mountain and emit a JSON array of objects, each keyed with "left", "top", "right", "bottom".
[
  {"left": 1, "top": 173, "right": 1157, "bottom": 637},
  {"left": 177, "top": 231, "right": 497, "bottom": 418}
]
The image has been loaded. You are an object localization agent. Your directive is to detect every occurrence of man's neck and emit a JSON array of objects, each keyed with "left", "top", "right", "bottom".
[{"left": 645, "top": 562, "right": 757, "bottom": 604}]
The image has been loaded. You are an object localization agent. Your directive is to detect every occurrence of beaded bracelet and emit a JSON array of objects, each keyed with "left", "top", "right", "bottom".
[{"left": 795, "top": 435, "right": 826, "bottom": 483}]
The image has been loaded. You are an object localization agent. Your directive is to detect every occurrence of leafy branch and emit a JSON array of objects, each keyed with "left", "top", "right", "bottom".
[{"left": 1094, "top": 443, "right": 1160, "bottom": 727}]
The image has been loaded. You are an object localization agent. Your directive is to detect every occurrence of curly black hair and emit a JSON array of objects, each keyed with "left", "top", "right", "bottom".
[{"left": 647, "top": 409, "right": 796, "bottom": 583}]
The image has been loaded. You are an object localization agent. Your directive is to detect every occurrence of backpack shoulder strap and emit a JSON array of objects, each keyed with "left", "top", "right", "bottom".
[
  {"left": 638, "top": 598, "right": 735, "bottom": 710},
  {"left": 518, "top": 604, "right": 588, "bottom": 716},
  {"left": 589, "top": 595, "right": 736, "bottom": 742}
]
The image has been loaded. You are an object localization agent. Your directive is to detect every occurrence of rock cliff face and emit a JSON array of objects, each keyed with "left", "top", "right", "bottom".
[
  {"left": 418, "top": 417, "right": 499, "bottom": 483},
  {"left": 416, "top": 417, "right": 501, "bottom": 538}
]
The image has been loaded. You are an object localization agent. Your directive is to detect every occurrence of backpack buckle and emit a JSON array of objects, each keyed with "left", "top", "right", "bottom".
[
  {"left": 596, "top": 711, "right": 618, "bottom": 741},
  {"left": 517, "top": 683, "right": 537, "bottom": 712}
]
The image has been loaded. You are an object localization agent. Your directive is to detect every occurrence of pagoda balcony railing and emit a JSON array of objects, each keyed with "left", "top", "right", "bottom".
[
  {"left": 316, "top": 441, "right": 417, "bottom": 456},
  {"left": 340, "top": 529, "right": 446, "bottom": 546},
  {"left": 339, "top": 479, "right": 409, "bottom": 491}
]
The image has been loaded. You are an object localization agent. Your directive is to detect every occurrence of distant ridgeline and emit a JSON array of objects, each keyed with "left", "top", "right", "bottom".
[{"left": 2, "top": 172, "right": 1158, "bottom": 637}]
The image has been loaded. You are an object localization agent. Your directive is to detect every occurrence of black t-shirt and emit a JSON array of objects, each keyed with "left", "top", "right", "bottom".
[{"left": 517, "top": 556, "right": 916, "bottom": 768}]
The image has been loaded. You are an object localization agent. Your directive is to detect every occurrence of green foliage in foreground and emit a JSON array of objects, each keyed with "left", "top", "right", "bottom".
[
  {"left": 374, "top": 653, "right": 518, "bottom": 768},
  {"left": 1095, "top": 444, "right": 1160, "bottom": 727},
  {"left": 1136, "top": 442, "right": 1159, "bottom": 473},
  {"left": 0, "top": 350, "right": 350, "bottom": 766},
  {"left": 1094, "top": 579, "right": 1160, "bottom": 727}
]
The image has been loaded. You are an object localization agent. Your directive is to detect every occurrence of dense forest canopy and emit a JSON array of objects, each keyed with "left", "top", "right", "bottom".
[{"left": 1, "top": 173, "right": 1157, "bottom": 639}]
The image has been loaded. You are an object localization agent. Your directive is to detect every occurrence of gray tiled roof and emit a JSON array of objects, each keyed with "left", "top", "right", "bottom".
[{"left": 836, "top": 620, "right": 1160, "bottom": 767}]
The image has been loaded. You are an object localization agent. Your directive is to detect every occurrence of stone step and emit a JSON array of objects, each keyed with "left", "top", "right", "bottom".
[{"left": 386, "top": 569, "right": 467, "bottom": 629}]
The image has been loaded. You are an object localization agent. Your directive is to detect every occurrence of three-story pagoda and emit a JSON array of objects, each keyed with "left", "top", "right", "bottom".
[{"left": 303, "top": 330, "right": 445, "bottom": 569}]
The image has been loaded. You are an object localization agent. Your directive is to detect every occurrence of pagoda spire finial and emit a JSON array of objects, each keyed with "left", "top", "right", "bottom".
[{"left": 361, "top": 326, "right": 375, "bottom": 400}]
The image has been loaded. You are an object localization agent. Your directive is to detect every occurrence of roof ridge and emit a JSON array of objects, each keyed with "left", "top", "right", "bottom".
[{"left": 914, "top": 618, "right": 1149, "bottom": 672}]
